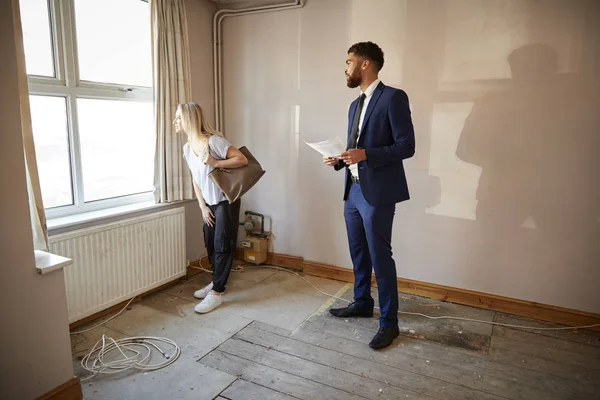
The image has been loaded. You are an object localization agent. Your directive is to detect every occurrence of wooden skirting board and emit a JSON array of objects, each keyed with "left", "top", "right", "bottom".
[
  {"left": 233, "top": 249, "right": 600, "bottom": 331},
  {"left": 234, "top": 248, "right": 303, "bottom": 270},
  {"left": 36, "top": 377, "right": 82, "bottom": 400}
]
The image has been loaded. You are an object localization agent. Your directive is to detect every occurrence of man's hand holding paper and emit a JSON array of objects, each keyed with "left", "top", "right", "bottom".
[
  {"left": 323, "top": 156, "right": 339, "bottom": 166},
  {"left": 339, "top": 149, "right": 366, "bottom": 165}
]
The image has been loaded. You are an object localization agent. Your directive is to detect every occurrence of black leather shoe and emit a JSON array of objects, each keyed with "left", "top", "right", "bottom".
[
  {"left": 369, "top": 326, "right": 400, "bottom": 349},
  {"left": 329, "top": 302, "right": 373, "bottom": 318}
]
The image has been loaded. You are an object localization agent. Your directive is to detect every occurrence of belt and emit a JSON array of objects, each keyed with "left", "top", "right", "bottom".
[{"left": 351, "top": 175, "right": 360, "bottom": 184}]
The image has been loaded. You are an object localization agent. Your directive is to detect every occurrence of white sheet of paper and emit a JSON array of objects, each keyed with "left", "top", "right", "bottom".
[{"left": 304, "top": 137, "right": 346, "bottom": 158}]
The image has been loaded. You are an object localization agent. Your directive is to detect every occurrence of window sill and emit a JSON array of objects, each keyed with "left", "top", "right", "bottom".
[
  {"left": 35, "top": 250, "right": 73, "bottom": 275},
  {"left": 48, "top": 200, "right": 159, "bottom": 230},
  {"left": 47, "top": 200, "right": 195, "bottom": 236}
]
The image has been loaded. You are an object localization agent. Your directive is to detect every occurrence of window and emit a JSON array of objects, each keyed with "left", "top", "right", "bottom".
[
  {"left": 20, "top": 0, "right": 154, "bottom": 218},
  {"left": 20, "top": 0, "right": 55, "bottom": 77},
  {"left": 29, "top": 95, "right": 72, "bottom": 208},
  {"left": 73, "top": 0, "right": 152, "bottom": 87},
  {"left": 77, "top": 99, "right": 154, "bottom": 202}
]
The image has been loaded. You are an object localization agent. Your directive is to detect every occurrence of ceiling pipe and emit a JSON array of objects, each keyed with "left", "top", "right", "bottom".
[{"left": 212, "top": 0, "right": 305, "bottom": 133}]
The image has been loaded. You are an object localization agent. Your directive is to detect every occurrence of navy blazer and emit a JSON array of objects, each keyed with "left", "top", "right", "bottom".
[{"left": 335, "top": 82, "right": 415, "bottom": 206}]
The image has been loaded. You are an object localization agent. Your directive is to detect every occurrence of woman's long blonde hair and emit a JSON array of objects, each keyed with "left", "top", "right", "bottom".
[{"left": 177, "top": 102, "right": 220, "bottom": 141}]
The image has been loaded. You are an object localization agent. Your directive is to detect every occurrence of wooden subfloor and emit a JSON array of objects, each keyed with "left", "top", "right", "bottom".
[{"left": 71, "top": 268, "right": 600, "bottom": 400}]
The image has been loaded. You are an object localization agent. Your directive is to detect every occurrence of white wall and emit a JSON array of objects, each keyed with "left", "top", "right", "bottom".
[
  {"left": 0, "top": 1, "right": 75, "bottom": 398},
  {"left": 187, "top": 0, "right": 217, "bottom": 125},
  {"left": 185, "top": 0, "right": 218, "bottom": 262},
  {"left": 221, "top": 0, "right": 600, "bottom": 313}
]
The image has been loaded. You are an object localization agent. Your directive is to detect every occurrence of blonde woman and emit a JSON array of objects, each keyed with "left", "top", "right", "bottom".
[{"left": 174, "top": 102, "right": 248, "bottom": 313}]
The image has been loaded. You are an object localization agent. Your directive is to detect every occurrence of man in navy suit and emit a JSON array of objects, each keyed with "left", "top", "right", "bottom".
[{"left": 324, "top": 41, "right": 415, "bottom": 349}]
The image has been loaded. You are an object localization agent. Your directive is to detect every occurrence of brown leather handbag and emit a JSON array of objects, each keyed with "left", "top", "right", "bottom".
[{"left": 208, "top": 146, "right": 266, "bottom": 204}]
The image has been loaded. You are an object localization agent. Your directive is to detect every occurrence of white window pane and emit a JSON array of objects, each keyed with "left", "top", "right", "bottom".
[
  {"left": 78, "top": 99, "right": 154, "bottom": 202},
  {"left": 73, "top": 0, "right": 151, "bottom": 87},
  {"left": 29, "top": 96, "right": 73, "bottom": 208},
  {"left": 19, "top": 0, "right": 55, "bottom": 77}
]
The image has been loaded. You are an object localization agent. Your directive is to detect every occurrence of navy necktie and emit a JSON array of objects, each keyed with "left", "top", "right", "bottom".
[{"left": 347, "top": 93, "right": 366, "bottom": 150}]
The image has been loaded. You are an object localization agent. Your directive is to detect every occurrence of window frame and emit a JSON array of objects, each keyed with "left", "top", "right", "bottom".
[{"left": 26, "top": 0, "right": 154, "bottom": 219}]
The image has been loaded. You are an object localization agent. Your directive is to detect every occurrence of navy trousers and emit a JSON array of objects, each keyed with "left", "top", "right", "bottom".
[
  {"left": 203, "top": 199, "right": 241, "bottom": 293},
  {"left": 344, "top": 182, "right": 398, "bottom": 328}
]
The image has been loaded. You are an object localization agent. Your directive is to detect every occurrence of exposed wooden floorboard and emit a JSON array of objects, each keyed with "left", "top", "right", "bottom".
[
  {"left": 200, "top": 349, "right": 371, "bottom": 400},
  {"left": 199, "top": 313, "right": 600, "bottom": 400},
  {"left": 215, "top": 337, "right": 436, "bottom": 399},
  {"left": 488, "top": 342, "right": 600, "bottom": 388},
  {"left": 298, "top": 319, "right": 545, "bottom": 399},
  {"left": 301, "top": 315, "right": 600, "bottom": 399},
  {"left": 220, "top": 378, "right": 300, "bottom": 400},
  {"left": 492, "top": 325, "right": 600, "bottom": 364},
  {"left": 235, "top": 321, "right": 509, "bottom": 400}
]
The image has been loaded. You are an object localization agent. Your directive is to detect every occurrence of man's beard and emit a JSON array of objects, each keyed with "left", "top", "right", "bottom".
[{"left": 346, "top": 70, "right": 362, "bottom": 88}]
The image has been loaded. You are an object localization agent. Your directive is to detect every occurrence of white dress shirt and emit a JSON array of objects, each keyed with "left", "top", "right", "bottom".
[{"left": 349, "top": 78, "right": 380, "bottom": 179}]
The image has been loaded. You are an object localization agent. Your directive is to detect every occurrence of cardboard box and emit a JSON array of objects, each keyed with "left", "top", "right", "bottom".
[{"left": 241, "top": 236, "right": 268, "bottom": 264}]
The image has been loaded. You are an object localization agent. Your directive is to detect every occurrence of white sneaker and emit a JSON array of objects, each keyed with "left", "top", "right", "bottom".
[
  {"left": 194, "top": 291, "right": 223, "bottom": 314},
  {"left": 193, "top": 282, "right": 214, "bottom": 299}
]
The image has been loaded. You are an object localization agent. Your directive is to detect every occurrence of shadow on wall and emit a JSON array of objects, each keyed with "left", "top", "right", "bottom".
[{"left": 456, "top": 42, "right": 600, "bottom": 280}]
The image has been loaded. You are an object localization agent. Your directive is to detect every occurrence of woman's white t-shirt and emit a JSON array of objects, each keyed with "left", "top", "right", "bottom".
[{"left": 183, "top": 135, "right": 231, "bottom": 206}]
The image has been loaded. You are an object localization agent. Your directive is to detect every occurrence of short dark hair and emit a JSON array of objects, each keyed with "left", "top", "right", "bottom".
[{"left": 348, "top": 41, "right": 384, "bottom": 72}]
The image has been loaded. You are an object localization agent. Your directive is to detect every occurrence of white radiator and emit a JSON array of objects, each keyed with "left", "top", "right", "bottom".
[{"left": 49, "top": 207, "right": 186, "bottom": 324}]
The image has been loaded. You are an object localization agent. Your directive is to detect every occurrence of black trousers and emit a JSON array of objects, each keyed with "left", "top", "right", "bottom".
[{"left": 203, "top": 199, "right": 241, "bottom": 293}]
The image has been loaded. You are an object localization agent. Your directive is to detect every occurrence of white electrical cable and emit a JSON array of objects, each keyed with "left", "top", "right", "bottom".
[
  {"left": 193, "top": 263, "right": 600, "bottom": 331},
  {"left": 72, "top": 297, "right": 180, "bottom": 381},
  {"left": 79, "top": 334, "right": 181, "bottom": 381},
  {"left": 70, "top": 296, "right": 137, "bottom": 335}
]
